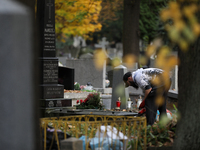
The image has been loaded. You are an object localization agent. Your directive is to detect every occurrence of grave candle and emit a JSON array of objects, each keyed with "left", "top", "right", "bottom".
[
  {"left": 127, "top": 98, "right": 132, "bottom": 109},
  {"left": 116, "top": 97, "right": 121, "bottom": 109}
]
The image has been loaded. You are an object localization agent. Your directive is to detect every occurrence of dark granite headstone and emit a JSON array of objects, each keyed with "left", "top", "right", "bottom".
[
  {"left": 58, "top": 67, "right": 74, "bottom": 90},
  {"left": 41, "top": 58, "right": 58, "bottom": 84},
  {"left": 41, "top": 84, "right": 64, "bottom": 99},
  {"left": 37, "top": 0, "right": 71, "bottom": 116},
  {"left": 40, "top": 98, "right": 72, "bottom": 108},
  {"left": 37, "top": 0, "right": 56, "bottom": 57}
]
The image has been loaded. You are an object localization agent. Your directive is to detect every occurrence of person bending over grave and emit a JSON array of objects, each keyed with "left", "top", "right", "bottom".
[{"left": 123, "top": 68, "right": 171, "bottom": 125}]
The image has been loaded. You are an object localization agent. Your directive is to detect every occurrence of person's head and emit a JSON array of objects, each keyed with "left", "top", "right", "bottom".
[{"left": 123, "top": 72, "right": 138, "bottom": 89}]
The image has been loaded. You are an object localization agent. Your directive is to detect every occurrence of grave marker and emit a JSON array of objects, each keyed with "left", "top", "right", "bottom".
[
  {"left": 0, "top": 1, "right": 38, "bottom": 149},
  {"left": 37, "top": 0, "right": 72, "bottom": 116},
  {"left": 111, "top": 65, "right": 129, "bottom": 109}
]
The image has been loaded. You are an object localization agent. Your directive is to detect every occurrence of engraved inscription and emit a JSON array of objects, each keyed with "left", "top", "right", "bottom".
[
  {"left": 44, "top": 0, "right": 55, "bottom": 52},
  {"left": 47, "top": 0, "right": 53, "bottom": 19},
  {"left": 43, "top": 60, "right": 58, "bottom": 83},
  {"left": 46, "top": 87, "right": 62, "bottom": 96}
]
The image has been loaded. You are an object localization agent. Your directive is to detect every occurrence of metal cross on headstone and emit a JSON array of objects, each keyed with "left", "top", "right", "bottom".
[{"left": 47, "top": 0, "right": 53, "bottom": 19}]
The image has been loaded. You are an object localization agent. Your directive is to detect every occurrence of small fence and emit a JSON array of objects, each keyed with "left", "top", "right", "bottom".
[{"left": 40, "top": 115, "right": 147, "bottom": 150}]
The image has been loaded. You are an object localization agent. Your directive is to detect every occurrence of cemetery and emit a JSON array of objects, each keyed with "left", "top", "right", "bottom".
[{"left": 1, "top": 0, "right": 189, "bottom": 150}]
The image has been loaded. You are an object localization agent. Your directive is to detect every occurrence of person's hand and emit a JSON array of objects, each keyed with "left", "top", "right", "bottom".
[
  {"left": 139, "top": 100, "right": 145, "bottom": 109},
  {"left": 138, "top": 108, "right": 146, "bottom": 116}
]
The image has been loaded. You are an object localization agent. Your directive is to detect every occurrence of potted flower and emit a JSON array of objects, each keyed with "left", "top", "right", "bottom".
[{"left": 76, "top": 93, "right": 103, "bottom": 109}]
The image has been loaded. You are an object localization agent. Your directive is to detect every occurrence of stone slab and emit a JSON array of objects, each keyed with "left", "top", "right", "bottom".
[
  {"left": 53, "top": 109, "right": 138, "bottom": 116},
  {"left": 101, "top": 94, "right": 112, "bottom": 109},
  {"left": 41, "top": 84, "right": 64, "bottom": 99},
  {"left": 40, "top": 98, "right": 72, "bottom": 108},
  {"left": 64, "top": 92, "right": 92, "bottom": 106},
  {"left": 65, "top": 59, "right": 106, "bottom": 88},
  {"left": 64, "top": 92, "right": 92, "bottom": 99},
  {"left": 93, "top": 88, "right": 112, "bottom": 94},
  {"left": 61, "top": 138, "right": 83, "bottom": 150}
]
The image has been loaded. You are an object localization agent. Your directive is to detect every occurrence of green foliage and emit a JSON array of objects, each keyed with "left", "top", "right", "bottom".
[
  {"left": 81, "top": 89, "right": 96, "bottom": 92},
  {"left": 140, "top": 0, "right": 170, "bottom": 43},
  {"left": 74, "top": 82, "right": 81, "bottom": 90},
  {"left": 127, "top": 120, "right": 176, "bottom": 149},
  {"left": 91, "top": 0, "right": 170, "bottom": 44}
]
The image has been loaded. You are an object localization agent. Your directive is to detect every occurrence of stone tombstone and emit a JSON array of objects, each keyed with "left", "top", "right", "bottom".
[
  {"left": 65, "top": 59, "right": 106, "bottom": 88},
  {"left": 42, "top": 0, "right": 56, "bottom": 57},
  {"left": 107, "top": 48, "right": 117, "bottom": 59},
  {"left": 61, "top": 138, "right": 83, "bottom": 150},
  {"left": 37, "top": 0, "right": 71, "bottom": 116},
  {"left": 0, "top": 1, "right": 38, "bottom": 149},
  {"left": 111, "top": 65, "right": 129, "bottom": 109},
  {"left": 58, "top": 66, "right": 74, "bottom": 90}
]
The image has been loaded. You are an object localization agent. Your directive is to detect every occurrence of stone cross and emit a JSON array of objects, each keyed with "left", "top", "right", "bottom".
[
  {"left": 47, "top": 0, "right": 53, "bottom": 19},
  {"left": 99, "top": 37, "right": 109, "bottom": 51}
]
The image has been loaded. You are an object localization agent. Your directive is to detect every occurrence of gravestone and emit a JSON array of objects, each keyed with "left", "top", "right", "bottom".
[
  {"left": 37, "top": 0, "right": 71, "bottom": 116},
  {"left": 111, "top": 65, "right": 129, "bottom": 109},
  {"left": 0, "top": 1, "right": 38, "bottom": 149},
  {"left": 94, "top": 37, "right": 109, "bottom": 50},
  {"left": 61, "top": 138, "right": 83, "bottom": 150},
  {"left": 58, "top": 66, "right": 74, "bottom": 90},
  {"left": 116, "top": 42, "right": 123, "bottom": 58},
  {"left": 99, "top": 37, "right": 109, "bottom": 50},
  {"left": 107, "top": 48, "right": 117, "bottom": 59},
  {"left": 65, "top": 59, "right": 106, "bottom": 88}
]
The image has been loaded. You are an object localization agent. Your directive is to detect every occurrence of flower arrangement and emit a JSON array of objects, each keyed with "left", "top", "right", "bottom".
[
  {"left": 76, "top": 93, "right": 103, "bottom": 109},
  {"left": 74, "top": 82, "right": 81, "bottom": 90}
]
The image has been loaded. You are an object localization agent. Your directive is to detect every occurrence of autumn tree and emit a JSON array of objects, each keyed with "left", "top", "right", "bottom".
[
  {"left": 97, "top": 0, "right": 123, "bottom": 42},
  {"left": 55, "top": 0, "right": 102, "bottom": 42},
  {"left": 140, "top": 0, "right": 170, "bottom": 43}
]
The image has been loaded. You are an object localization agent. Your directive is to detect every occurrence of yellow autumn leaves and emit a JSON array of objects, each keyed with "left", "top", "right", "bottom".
[
  {"left": 160, "top": 1, "right": 200, "bottom": 51},
  {"left": 147, "top": 0, "right": 200, "bottom": 106},
  {"left": 55, "top": 0, "right": 102, "bottom": 40}
]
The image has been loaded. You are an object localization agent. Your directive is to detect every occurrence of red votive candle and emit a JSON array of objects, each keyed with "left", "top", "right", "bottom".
[{"left": 116, "top": 101, "right": 121, "bottom": 107}]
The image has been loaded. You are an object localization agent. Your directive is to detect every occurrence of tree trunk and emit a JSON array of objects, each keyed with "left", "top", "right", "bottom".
[
  {"left": 123, "top": 0, "right": 140, "bottom": 63},
  {"left": 173, "top": 39, "right": 200, "bottom": 149},
  {"left": 173, "top": 1, "right": 200, "bottom": 149}
]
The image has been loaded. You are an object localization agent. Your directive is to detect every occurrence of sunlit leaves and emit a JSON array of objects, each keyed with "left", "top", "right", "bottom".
[
  {"left": 111, "top": 57, "right": 122, "bottom": 68},
  {"left": 55, "top": 0, "right": 102, "bottom": 41},
  {"left": 160, "top": 0, "right": 200, "bottom": 52},
  {"left": 99, "top": 0, "right": 123, "bottom": 24},
  {"left": 93, "top": 49, "right": 107, "bottom": 70},
  {"left": 146, "top": 45, "right": 156, "bottom": 58},
  {"left": 123, "top": 54, "right": 136, "bottom": 69}
]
